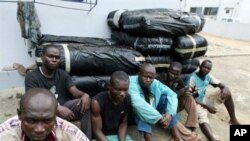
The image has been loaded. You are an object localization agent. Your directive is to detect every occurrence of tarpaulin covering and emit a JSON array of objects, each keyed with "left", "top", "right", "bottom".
[
  {"left": 38, "top": 34, "right": 116, "bottom": 46},
  {"left": 145, "top": 56, "right": 172, "bottom": 64},
  {"left": 181, "top": 58, "right": 200, "bottom": 74},
  {"left": 173, "top": 34, "right": 208, "bottom": 61},
  {"left": 107, "top": 9, "right": 127, "bottom": 30},
  {"left": 145, "top": 56, "right": 172, "bottom": 73},
  {"left": 111, "top": 31, "right": 172, "bottom": 56},
  {"left": 144, "top": 57, "right": 199, "bottom": 74},
  {"left": 107, "top": 9, "right": 205, "bottom": 37},
  {"left": 180, "top": 73, "right": 192, "bottom": 84},
  {"left": 37, "top": 44, "right": 145, "bottom": 75},
  {"left": 72, "top": 76, "right": 110, "bottom": 97}
]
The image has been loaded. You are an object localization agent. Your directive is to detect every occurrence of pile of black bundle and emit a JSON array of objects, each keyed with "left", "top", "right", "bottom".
[
  {"left": 72, "top": 76, "right": 110, "bottom": 97},
  {"left": 107, "top": 8, "right": 207, "bottom": 77},
  {"left": 36, "top": 34, "right": 147, "bottom": 96},
  {"left": 107, "top": 9, "right": 205, "bottom": 37},
  {"left": 37, "top": 43, "right": 144, "bottom": 76},
  {"left": 111, "top": 31, "right": 173, "bottom": 56}
]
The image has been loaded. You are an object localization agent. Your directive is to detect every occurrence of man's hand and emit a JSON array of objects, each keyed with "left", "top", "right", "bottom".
[
  {"left": 159, "top": 114, "right": 172, "bottom": 128},
  {"left": 77, "top": 94, "right": 91, "bottom": 114},
  {"left": 57, "top": 105, "right": 75, "bottom": 121},
  {"left": 182, "top": 87, "right": 193, "bottom": 96}
]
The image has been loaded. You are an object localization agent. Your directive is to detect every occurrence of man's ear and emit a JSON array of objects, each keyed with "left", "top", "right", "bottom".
[{"left": 17, "top": 109, "right": 21, "bottom": 119}]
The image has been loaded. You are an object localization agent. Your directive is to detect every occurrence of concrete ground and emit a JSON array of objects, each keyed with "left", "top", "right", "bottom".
[{"left": 1, "top": 33, "right": 250, "bottom": 141}]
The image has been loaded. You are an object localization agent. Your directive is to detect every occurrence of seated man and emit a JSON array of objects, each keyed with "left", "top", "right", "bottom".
[
  {"left": 0, "top": 88, "right": 89, "bottom": 141},
  {"left": 157, "top": 62, "right": 198, "bottom": 131},
  {"left": 91, "top": 71, "right": 132, "bottom": 141},
  {"left": 129, "top": 63, "right": 199, "bottom": 141},
  {"left": 186, "top": 59, "right": 240, "bottom": 141},
  {"left": 25, "top": 44, "right": 91, "bottom": 139}
]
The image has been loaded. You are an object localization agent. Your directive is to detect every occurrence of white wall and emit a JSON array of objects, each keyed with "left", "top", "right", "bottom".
[
  {"left": 184, "top": 0, "right": 250, "bottom": 23},
  {"left": 203, "top": 19, "right": 250, "bottom": 41},
  {"left": 0, "top": 0, "right": 180, "bottom": 89},
  {"left": 238, "top": 0, "right": 250, "bottom": 23},
  {"left": 182, "top": 0, "right": 220, "bottom": 11},
  {"left": 0, "top": 3, "right": 36, "bottom": 71},
  {"left": 37, "top": 0, "right": 180, "bottom": 38}
]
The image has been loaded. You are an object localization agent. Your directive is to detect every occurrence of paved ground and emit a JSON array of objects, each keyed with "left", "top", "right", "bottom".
[{"left": 1, "top": 33, "right": 250, "bottom": 141}]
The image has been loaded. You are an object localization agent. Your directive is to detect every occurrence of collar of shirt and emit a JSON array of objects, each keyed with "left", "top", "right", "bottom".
[{"left": 21, "top": 129, "right": 56, "bottom": 141}]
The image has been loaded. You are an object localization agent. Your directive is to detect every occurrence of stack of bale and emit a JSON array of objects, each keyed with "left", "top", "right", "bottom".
[
  {"left": 35, "top": 8, "right": 207, "bottom": 96},
  {"left": 107, "top": 8, "right": 208, "bottom": 80}
]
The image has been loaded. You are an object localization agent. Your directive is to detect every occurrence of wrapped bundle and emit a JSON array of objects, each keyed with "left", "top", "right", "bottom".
[
  {"left": 36, "top": 44, "right": 145, "bottom": 75},
  {"left": 38, "top": 34, "right": 116, "bottom": 46},
  {"left": 145, "top": 56, "right": 172, "bottom": 73},
  {"left": 72, "top": 76, "right": 110, "bottom": 97},
  {"left": 181, "top": 58, "right": 200, "bottom": 74},
  {"left": 173, "top": 34, "right": 208, "bottom": 60},
  {"left": 107, "top": 9, "right": 205, "bottom": 37},
  {"left": 111, "top": 31, "right": 172, "bottom": 56}
]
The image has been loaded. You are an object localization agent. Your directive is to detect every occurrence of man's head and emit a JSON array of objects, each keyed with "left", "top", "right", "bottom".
[
  {"left": 138, "top": 63, "right": 156, "bottom": 88},
  {"left": 109, "top": 71, "right": 129, "bottom": 104},
  {"left": 199, "top": 60, "right": 212, "bottom": 76},
  {"left": 17, "top": 88, "right": 58, "bottom": 141},
  {"left": 167, "top": 62, "right": 182, "bottom": 81},
  {"left": 41, "top": 44, "right": 61, "bottom": 71}
]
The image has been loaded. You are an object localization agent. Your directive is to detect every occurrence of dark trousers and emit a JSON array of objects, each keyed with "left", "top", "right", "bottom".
[{"left": 63, "top": 99, "right": 92, "bottom": 140}]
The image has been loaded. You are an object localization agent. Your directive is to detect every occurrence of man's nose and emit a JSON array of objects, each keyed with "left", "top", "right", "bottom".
[
  {"left": 52, "top": 57, "right": 57, "bottom": 61},
  {"left": 34, "top": 122, "right": 45, "bottom": 133},
  {"left": 120, "top": 91, "right": 126, "bottom": 97},
  {"left": 146, "top": 77, "right": 151, "bottom": 81}
]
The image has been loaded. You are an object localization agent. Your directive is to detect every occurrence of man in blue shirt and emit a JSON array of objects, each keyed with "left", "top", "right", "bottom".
[
  {"left": 129, "top": 63, "right": 199, "bottom": 141},
  {"left": 187, "top": 60, "right": 240, "bottom": 141}
]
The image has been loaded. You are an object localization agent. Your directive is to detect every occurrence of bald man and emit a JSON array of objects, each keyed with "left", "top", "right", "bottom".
[
  {"left": 128, "top": 63, "right": 199, "bottom": 141},
  {"left": 0, "top": 88, "right": 89, "bottom": 141}
]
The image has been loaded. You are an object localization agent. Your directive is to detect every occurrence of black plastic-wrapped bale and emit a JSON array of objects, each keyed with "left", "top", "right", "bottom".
[
  {"left": 173, "top": 34, "right": 208, "bottom": 61},
  {"left": 38, "top": 34, "right": 116, "bottom": 46},
  {"left": 72, "top": 76, "right": 110, "bottom": 97},
  {"left": 107, "top": 9, "right": 127, "bottom": 30},
  {"left": 180, "top": 73, "right": 192, "bottom": 84},
  {"left": 181, "top": 58, "right": 200, "bottom": 74},
  {"left": 37, "top": 44, "right": 145, "bottom": 75},
  {"left": 145, "top": 56, "right": 172, "bottom": 73},
  {"left": 111, "top": 31, "right": 172, "bottom": 56},
  {"left": 112, "top": 8, "right": 205, "bottom": 37}
]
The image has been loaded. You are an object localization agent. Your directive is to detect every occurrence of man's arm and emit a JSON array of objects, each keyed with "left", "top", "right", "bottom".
[
  {"left": 25, "top": 73, "right": 39, "bottom": 91},
  {"left": 209, "top": 75, "right": 230, "bottom": 99},
  {"left": 156, "top": 80, "right": 178, "bottom": 116},
  {"left": 128, "top": 87, "right": 162, "bottom": 124},
  {"left": 91, "top": 99, "right": 107, "bottom": 141},
  {"left": 118, "top": 113, "right": 128, "bottom": 141},
  {"left": 68, "top": 86, "right": 90, "bottom": 113},
  {"left": 128, "top": 90, "right": 162, "bottom": 124}
]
